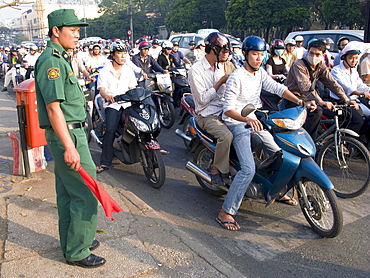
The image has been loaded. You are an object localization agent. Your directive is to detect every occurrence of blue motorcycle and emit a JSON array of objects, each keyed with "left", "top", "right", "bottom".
[{"left": 176, "top": 105, "right": 343, "bottom": 238}]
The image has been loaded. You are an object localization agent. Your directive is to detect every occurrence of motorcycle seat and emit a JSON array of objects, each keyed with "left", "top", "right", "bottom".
[
  {"left": 191, "top": 117, "right": 217, "bottom": 144},
  {"left": 185, "top": 95, "right": 195, "bottom": 109}
]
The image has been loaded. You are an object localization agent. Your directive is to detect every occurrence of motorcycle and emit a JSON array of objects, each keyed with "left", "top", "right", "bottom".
[
  {"left": 78, "top": 78, "right": 95, "bottom": 143},
  {"left": 170, "top": 67, "right": 191, "bottom": 108},
  {"left": 176, "top": 104, "right": 343, "bottom": 238},
  {"left": 91, "top": 87, "right": 166, "bottom": 188},
  {"left": 177, "top": 93, "right": 197, "bottom": 150},
  {"left": 14, "top": 64, "right": 25, "bottom": 86},
  {"left": 144, "top": 72, "right": 175, "bottom": 129}
]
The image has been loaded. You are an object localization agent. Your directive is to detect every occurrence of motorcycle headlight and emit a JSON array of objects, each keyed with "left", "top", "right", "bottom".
[
  {"left": 130, "top": 117, "right": 150, "bottom": 132},
  {"left": 272, "top": 109, "right": 307, "bottom": 130}
]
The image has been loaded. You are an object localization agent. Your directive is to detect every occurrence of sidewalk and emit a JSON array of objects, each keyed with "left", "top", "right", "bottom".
[{"left": 0, "top": 86, "right": 246, "bottom": 277}]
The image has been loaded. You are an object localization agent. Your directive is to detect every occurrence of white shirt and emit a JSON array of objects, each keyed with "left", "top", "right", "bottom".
[
  {"left": 223, "top": 66, "right": 286, "bottom": 126},
  {"left": 149, "top": 46, "right": 162, "bottom": 60},
  {"left": 360, "top": 55, "right": 370, "bottom": 85},
  {"left": 85, "top": 54, "right": 106, "bottom": 70},
  {"left": 330, "top": 61, "right": 369, "bottom": 100},
  {"left": 24, "top": 52, "right": 40, "bottom": 67},
  {"left": 188, "top": 56, "right": 226, "bottom": 117},
  {"left": 97, "top": 61, "right": 138, "bottom": 110},
  {"left": 294, "top": 47, "right": 306, "bottom": 59}
]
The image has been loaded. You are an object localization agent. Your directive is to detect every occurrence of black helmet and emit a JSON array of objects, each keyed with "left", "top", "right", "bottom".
[
  {"left": 152, "top": 39, "right": 159, "bottom": 45},
  {"left": 189, "top": 40, "right": 196, "bottom": 46},
  {"left": 242, "top": 36, "right": 267, "bottom": 53},
  {"left": 205, "top": 32, "right": 230, "bottom": 54},
  {"left": 173, "top": 41, "right": 179, "bottom": 46}
]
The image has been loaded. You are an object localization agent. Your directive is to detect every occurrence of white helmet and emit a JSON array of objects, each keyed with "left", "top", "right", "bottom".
[
  {"left": 161, "top": 40, "right": 174, "bottom": 49},
  {"left": 4, "top": 47, "right": 10, "bottom": 51},
  {"left": 196, "top": 39, "right": 205, "bottom": 47},
  {"left": 30, "top": 45, "right": 38, "bottom": 51},
  {"left": 340, "top": 41, "right": 361, "bottom": 59},
  {"left": 295, "top": 35, "right": 304, "bottom": 42},
  {"left": 284, "top": 38, "right": 296, "bottom": 46},
  {"left": 110, "top": 40, "right": 128, "bottom": 53}
]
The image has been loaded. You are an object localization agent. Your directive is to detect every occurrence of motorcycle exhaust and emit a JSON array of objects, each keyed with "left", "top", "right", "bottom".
[
  {"left": 175, "top": 129, "right": 192, "bottom": 142},
  {"left": 186, "top": 161, "right": 229, "bottom": 192},
  {"left": 90, "top": 130, "right": 103, "bottom": 146}
]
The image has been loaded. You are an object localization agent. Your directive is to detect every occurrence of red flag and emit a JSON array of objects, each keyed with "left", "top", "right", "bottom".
[{"left": 78, "top": 166, "right": 122, "bottom": 220}]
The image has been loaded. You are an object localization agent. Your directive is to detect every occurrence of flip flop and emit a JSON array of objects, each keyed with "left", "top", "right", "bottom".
[
  {"left": 276, "top": 195, "right": 298, "bottom": 206},
  {"left": 96, "top": 165, "right": 109, "bottom": 173},
  {"left": 215, "top": 217, "right": 241, "bottom": 231},
  {"left": 160, "top": 149, "right": 170, "bottom": 155}
]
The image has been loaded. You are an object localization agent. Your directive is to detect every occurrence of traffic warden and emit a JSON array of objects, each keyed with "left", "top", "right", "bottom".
[{"left": 35, "top": 9, "right": 105, "bottom": 268}]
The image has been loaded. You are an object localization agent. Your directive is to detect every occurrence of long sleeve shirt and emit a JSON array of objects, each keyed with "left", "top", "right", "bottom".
[
  {"left": 188, "top": 56, "right": 225, "bottom": 117},
  {"left": 330, "top": 61, "right": 369, "bottom": 100},
  {"left": 285, "top": 58, "right": 348, "bottom": 103},
  {"left": 223, "top": 66, "right": 286, "bottom": 126}
]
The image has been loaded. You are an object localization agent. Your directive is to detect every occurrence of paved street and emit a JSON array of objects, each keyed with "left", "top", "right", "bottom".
[{"left": 0, "top": 81, "right": 369, "bottom": 277}]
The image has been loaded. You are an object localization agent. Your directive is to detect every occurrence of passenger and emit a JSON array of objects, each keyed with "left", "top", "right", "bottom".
[
  {"left": 157, "top": 41, "right": 180, "bottom": 71},
  {"left": 285, "top": 40, "right": 355, "bottom": 140},
  {"left": 2, "top": 47, "right": 25, "bottom": 91},
  {"left": 96, "top": 40, "right": 137, "bottom": 173},
  {"left": 282, "top": 38, "right": 298, "bottom": 71},
  {"left": 266, "top": 39, "right": 287, "bottom": 83},
  {"left": 188, "top": 32, "right": 233, "bottom": 189},
  {"left": 330, "top": 42, "right": 370, "bottom": 121},
  {"left": 294, "top": 35, "right": 306, "bottom": 59},
  {"left": 171, "top": 41, "right": 191, "bottom": 65},
  {"left": 219, "top": 35, "right": 314, "bottom": 231}
]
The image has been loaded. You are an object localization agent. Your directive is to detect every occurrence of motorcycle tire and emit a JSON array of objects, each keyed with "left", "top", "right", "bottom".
[
  {"left": 85, "top": 111, "right": 93, "bottom": 143},
  {"left": 316, "top": 135, "right": 370, "bottom": 198},
  {"left": 142, "top": 149, "right": 166, "bottom": 188},
  {"left": 298, "top": 179, "right": 343, "bottom": 238},
  {"left": 15, "top": 75, "right": 24, "bottom": 86},
  {"left": 194, "top": 145, "right": 226, "bottom": 196},
  {"left": 159, "top": 101, "right": 175, "bottom": 129},
  {"left": 182, "top": 115, "right": 195, "bottom": 151}
]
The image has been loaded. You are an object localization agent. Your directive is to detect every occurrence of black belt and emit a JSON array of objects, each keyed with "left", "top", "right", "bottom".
[{"left": 66, "top": 122, "right": 85, "bottom": 130}]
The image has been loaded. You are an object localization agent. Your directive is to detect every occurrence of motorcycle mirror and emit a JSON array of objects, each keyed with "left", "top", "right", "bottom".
[{"left": 241, "top": 104, "right": 256, "bottom": 117}]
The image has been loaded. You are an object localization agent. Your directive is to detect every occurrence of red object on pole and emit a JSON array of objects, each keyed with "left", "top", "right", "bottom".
[{"left": 78, "top": 166, "right": 123, "bottom": 220}]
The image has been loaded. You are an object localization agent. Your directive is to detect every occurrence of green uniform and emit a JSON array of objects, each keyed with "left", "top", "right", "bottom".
[{"left": 35, "top": 40, "right": 98, "bottom": 261}]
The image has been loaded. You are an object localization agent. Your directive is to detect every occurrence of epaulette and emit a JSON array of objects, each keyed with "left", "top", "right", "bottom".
[{"left": 52, "top": 48, "right": 61, "bottom": 58}]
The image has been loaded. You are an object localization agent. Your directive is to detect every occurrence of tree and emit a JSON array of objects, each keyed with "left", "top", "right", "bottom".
[
  {"left": 166, "top": 0, "right": 228, "bottom": 33},
  {"left": 14, "top": 33, "right": 28, "bottom": 44}
]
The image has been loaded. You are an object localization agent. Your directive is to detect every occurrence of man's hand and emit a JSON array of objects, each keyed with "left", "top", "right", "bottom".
[
  {"left": 318, "top": 100, "right": 335, "bottom": 110},
  {"left": 245, "top": 117, "right": 263, "bottom": 131},
  {"left": 64, "top": 147, "right": 81, "bottom": 171},
  {"left": 304, "top": 100, "right": 317, "bottom": 112},
  {"left": 362, "top": 91, "right": 370, "bottom": 99},
  {"left": 219, "top": 74, "right": 230, "bottom": 85},
  {"left": 348, "top": 100, "right": 359, "bottom": 110}
]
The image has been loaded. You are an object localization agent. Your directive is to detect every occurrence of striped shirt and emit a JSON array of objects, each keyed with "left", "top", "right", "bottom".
[
  {"left": 223, "top": 66, "right": 286, "bottom": 125},
  {"left": 188, "top": 56, "right": 226, "bottom": 117}
]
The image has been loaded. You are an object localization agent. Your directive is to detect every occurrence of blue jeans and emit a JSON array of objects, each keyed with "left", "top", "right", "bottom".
[
  {"left": 100, "top": 107, "right": 124, "bottom": 166},
  {"left": 222, "top": 124, "right": 280, "bottom": 215}
]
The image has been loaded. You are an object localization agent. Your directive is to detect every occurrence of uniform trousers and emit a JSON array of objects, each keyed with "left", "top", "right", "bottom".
[{"left": 46, "top": 128, "right": 98, "bottom": 261}]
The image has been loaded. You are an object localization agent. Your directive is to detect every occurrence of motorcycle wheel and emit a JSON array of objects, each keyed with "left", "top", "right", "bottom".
[
  {"left": 142, "top": 149, "right": 166, "bottom": 188},
  {"left": 194, "top": 145, "right": 226, "bottom": 196},
  {"left": 159, "top": 101, "right": 175, "bottom": 129},
  {"left": 15, "top": 75, "right": 24, "bottom": 86},
  {"left": 182, "top": 115, "right": 195, "bottom": 151},
  {"left": 84, "top": 111, "right": 93, "bottom": 143},
  {"left": 298, "top": 179, "right": 343, "bottom": 238}
]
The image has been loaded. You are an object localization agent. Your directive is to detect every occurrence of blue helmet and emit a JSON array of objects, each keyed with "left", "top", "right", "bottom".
[
  {"left": 242, "top": 36, "right": 267, "bottom": 53},
  {"left": 307, "top": 38, "right": 318, "bottom": 48}
]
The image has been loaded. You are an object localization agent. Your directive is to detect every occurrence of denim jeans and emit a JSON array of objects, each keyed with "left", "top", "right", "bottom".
[
  {"left": 100, "top": 107, "right": 124, "bottom": 166},
  {"left": 222, "top": 124, "right": 280, "bottom": 215}
]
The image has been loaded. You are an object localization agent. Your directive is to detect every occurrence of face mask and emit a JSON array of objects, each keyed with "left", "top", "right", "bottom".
[
  {"left": 306, "top": 55, "right": 322, "bottom": 66},
  {"left": 275, "top": 49, "right": 284, "bottom": 56},
  {"left": 326, "top": 45, "right": 330, "bottom": 50}
]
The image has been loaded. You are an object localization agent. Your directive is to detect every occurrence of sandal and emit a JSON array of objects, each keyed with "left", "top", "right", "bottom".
[
  {"left": 215, "top": 217, "right": 241, "bottom": 231},
  {"left": 96, "top": 165, "right": 109, "bottom": 173},
  {"left": 276, "top": 195, "right": 298, "bottom": 206},
  {"left": 160, "top": 149, "right": 170, "bottom": 155}
]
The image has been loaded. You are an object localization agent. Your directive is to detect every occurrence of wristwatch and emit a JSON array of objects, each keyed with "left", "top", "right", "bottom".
[{"left": 297, "top": 99, "right": 303, "bottom": 106}]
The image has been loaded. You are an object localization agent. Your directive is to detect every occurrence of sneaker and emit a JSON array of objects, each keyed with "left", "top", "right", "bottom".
[
  {"left": 1, "top": 87, "right": 7, "bottom": 92},
  {"left": 221, "top": 173, "right": 232, "bottom": 186}
]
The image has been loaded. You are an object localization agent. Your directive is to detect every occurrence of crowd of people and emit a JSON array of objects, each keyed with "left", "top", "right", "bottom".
[{"left": 2, "top": 7, "right": 370, "bottom": 268}]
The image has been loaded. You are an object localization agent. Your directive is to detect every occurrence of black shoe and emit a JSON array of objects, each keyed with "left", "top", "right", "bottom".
[
  {"left": 66, "top": 254, "right": 106, "bottom": 268},
  {"left": 1, "top": 87, "right": 7, "bottom": 92},
  {"left": 221, "top": 173, "right": 232, "bottom": 186},
  {"left": 211, "top": 173, "right": 224, "bottom": 187},
  {"left": 90, "top": 239, "right": 100, "bottom": 251}
]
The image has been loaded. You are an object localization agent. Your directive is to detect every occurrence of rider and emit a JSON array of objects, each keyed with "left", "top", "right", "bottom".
[
  {"left": 96, "top": 40, "right": 138, "bottom": 173},
  {"left": 219, "top": 35, "right": 316, "bottom": 231},
  {"left": 157, "top": 41, "right": 181, "bottom": 71},
  {"left": 2, "top": 47, "right": 25, "bottom": 92},
  {"left": 333, "top": 37, "right": 350, "bottom": 67},
  {"left": 188, "top": 32, "right": 233, "bottom": 188},
  {"left": 24, "top": 45, "right": 40, "bottom": 79},
  {"left": 285, "top": 39, "right": 353, "bottom": 140},
  {"left": 148, "top": 39, "right": 162, "bottom": 60},
  {"left": 282, "top": 38, "right": 298, "bottom": 71},
  {"left": 171, "top": 41, "right": 191, "bottom": 65},
  {"left": 266, "top": 39, "right": 287, "bottom": 82},
  {"left": 185, "top": 40, "right": 197, "bottom": 64}
]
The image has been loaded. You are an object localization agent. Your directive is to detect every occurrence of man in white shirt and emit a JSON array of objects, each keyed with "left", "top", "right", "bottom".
[
  {"left": 220, "top": 36, "right": 315, "bottom": 230},
  {"left": 96, "top": 40, "right": 137, "bottom": 173},
  {"left": 188, "top": 32, "right": 233, "bottom": 189},
  {"left": 148, "top": 39, "right": 162, "bottom": 60},
  {"left": 360, "top": 53, "right": 370, "bottom": 86},
  {"left": 294, "top": 35, "right": 306, "bottom": 59},
  {"left": 24, "top": 45, "right": 40, "bottom": 79},
  {"left": 85, "top": 44, "right": 105, "bottom": 72}
]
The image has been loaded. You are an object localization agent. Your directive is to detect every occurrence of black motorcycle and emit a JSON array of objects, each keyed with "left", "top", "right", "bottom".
[{"left": 91, "top": 87, "right": 166, "bottom": 188}]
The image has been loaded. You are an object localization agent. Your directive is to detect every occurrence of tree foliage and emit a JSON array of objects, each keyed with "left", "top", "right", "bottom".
[{"left": 14, "top": 33, "right": 28, "bottom": 44}]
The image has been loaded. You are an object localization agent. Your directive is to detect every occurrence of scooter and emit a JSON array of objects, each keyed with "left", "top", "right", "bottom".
[
  {"left": 91, "top": 87, "right": 166, "bottom": 188},
  {"left": 145, "top": 72, "right": 175, "bottom": 129},
  {"left": 170, "top": 67, "right": 191, "bottom": 108},
  {"left": 176, "top": 105, "right": 343, "bottom": 238},
  {"left": 177, "top": 93, "right": 197, "bottom": 150},
  {"left": 14, "top": 64, "right": 25, "bottom": 86}
]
